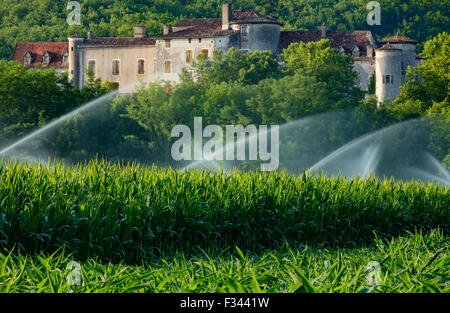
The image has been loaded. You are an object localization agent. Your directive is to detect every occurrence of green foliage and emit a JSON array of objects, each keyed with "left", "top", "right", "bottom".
[
  {"left": 396, "top": 32, "right": 449, "bottom": 110},
  {"left": 0, "top": 160, "right": 448, "bottom": 263},
  {"left": 0, "top": 230, "right": 448, "bottom": 293},
  {"left": 426, "top": 101, "right": 450, "bottom": 168},
  {"left": 0, "top": 60, "right": 112, "bottom": 147},
  {"left": 188, "top": 48, "right": 280, "bottom": 85},
  {"left": 282, "top": 39, "right": 364, "bottom": 109},
  {"left": 394, "top": 32, "right": 450, "bottom": 168}
]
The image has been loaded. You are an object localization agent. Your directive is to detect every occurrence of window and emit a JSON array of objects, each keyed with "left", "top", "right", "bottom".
[
  {"left": 165, "top": 40, "right": 171, "bottom": 48},
  {"left": 164, "top": 60, "right": 171, "bottom": 73},
  {"left": 111, "top": 82, "right": 120, "bottom": 90},
  {"left": 241, "top": 49, "right": 249, "bottom": 54},
  {"left": 138, "top": 59, "right": 145, "bottom": 74},
  {"left": 199, "top": 38, "right": 202, "bottom": 43},
  {"left": 112, "top": 60, "right": 120, "bottom": 75},
  {"left": 401, "top": 62, "right": 406, "bottom": 76},
  {"left": 241, "top": 25, "right": 249, "bottom": 36},
  {"left": 153, "top": 59, "right": 157, "bottom": 73},
  {"left": 88, "top": 60, "right": 96, "bottom": 76},
  {"left": 63, "top": 51, "right": 69, "bottom": 64},
  {"left": 24, "top": 52, "right": 32, "bottom": 65},
  {"left": 201, "top": 49, "right": 209, "bottom": 57},
  {"left": 188, "top": 38, "right": 192, "bottom": 44},
  {"left": 383, "top": 75, "right": 393, "bottom": 84},
  {"left": 43, "top": 51, "right": 50, "bottom": 64},
  {"left": 186, "top": 50, "right": 193, "bottom": 64}
]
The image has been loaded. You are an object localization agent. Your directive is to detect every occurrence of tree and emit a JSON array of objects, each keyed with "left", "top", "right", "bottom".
[
  {"left": 395, "top": 32, "right": 449, "bottom": 111},
  {"left": 281, "top": 39, "right": 364, "bottom": 109},
  {"left": 392, "top": 32, "right": 449, "bottom": 167},
  {"left": 186, "top": 48, "right": 280, "bottom": 86},
  {"left": 0, "top": 60, "right": 112, "bottom": 146}
]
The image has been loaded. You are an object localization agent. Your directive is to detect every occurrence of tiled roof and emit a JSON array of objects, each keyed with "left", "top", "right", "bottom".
[
  {"left": 174, "top": 18, "right": 222, "bottom": 29},
  {"left": 158, "top": 9, "right": 279, "bottom": 39},
  {"left": 380, "top": 35, "right": 418, "bottom": 44},
  {"left": 80, "top": 37, "right": 156, "bottom": 47},
  {"left": 231, "top": 9, "right": 280, "bottom": 25},
  {"left": 279, "top": 30, "right": 375, "bottom": 55},
  {"left": 159, "top": 18, "right": 237, "bottom": 39},
  {"left": 12, "top": 42, "right": 69, "bottom": 68},
  {"left": 375, "top": 44, "right": 402, "bottom": 51}
]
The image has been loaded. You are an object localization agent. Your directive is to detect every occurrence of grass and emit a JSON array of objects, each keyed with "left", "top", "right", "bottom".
[
  {"left": 0, "top": 159, "right": 448, "bottom": 263},
  {"left": 0, "top": 230, "right": 448, "bottom": 293}
]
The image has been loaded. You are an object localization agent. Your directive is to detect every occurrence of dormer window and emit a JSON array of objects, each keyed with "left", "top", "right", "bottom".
[
  {"left": 338, "top": 47, "right": 345, "bottom": 55},
  {"left": 24, "top": 51, "right": 32, "bottom": 65},
  {"left": 43, "top": 51, "right": 51, "bottom": 64},
  {"left": 352, "top": 46, "right": 360, "bottom": 57},
  {"left": 63, "top": 51, "right": 69, "bottom": 64}
]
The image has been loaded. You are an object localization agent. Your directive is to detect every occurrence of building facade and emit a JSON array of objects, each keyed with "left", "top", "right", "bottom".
[
  {"left": 12, "top": 3, "right": 421, "bottom": 102},
  {"left": 375, "top": 36, "right": 421, "bottom": 102}
]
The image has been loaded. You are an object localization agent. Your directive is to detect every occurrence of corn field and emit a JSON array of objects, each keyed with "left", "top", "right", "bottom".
[{"left": 0, "top": 159, "right": 448, "bottom": 292}]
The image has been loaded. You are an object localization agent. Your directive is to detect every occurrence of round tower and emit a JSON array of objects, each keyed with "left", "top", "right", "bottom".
[
  {"left": 229, "top": 10, "right": 281, "bottom": 55},
  {"left": 380, "top": 35, "right": 418, "bottom": 82},
  {"left": 68, "top": 34, "right": 84, "bottom": 88},
  {"left": 375, "top": 44, "right": 403, "bottom": 103}
]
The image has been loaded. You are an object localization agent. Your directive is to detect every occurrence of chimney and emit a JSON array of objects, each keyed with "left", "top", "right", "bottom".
[
  {"left": 222, "top": 3, "right": 232, "bottom": 30},
  {"left": 87, "top": 31, "right": 94, "bottom": 40},
  {"left": 321, "top": 22, "right": 328, "bottom": 39},
  {"left": 163, "top": 24, "right": 172, "bottom": 35},
  {"left": 134, "top": 26, "right": 146, "bottom": 38}
]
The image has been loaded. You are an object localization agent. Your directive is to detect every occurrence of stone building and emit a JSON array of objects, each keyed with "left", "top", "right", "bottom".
[
  {"left": 68, "top": 29, "right": 156, "bottom": 91},
  {"left": 11, "top": 3, "right": 420, "bottom": 102},
  {"left": 375, "top": 35, "right": 421, "bottom": 102}
]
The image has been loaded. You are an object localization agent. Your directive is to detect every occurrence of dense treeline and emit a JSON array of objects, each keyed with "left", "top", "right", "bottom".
[
  {"left": 0, "top": 0, "right": 449, "bottom": 59},
  {"left": 0, "top": 62, "right": 113, "bottom": 147}
]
